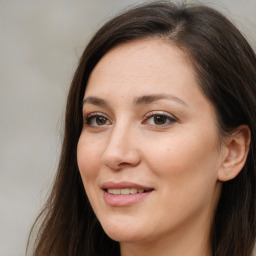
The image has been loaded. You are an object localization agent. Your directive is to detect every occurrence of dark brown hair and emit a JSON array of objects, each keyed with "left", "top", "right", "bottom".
[{"left": 28, "top": 1, "right": 256, "bottom": 255}]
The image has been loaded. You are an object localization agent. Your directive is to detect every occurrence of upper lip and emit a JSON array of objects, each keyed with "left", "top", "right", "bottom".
[{"left": 101, "top": 181, "right": 154, "bottom": 191}]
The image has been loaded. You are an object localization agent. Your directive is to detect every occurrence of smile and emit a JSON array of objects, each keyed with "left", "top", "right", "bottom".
[
  {"left": 107, "top": 188, "right": 145, "bottom": 195},
  {"left": 101, "top": 181, "right": 154, "bottom": 206}
]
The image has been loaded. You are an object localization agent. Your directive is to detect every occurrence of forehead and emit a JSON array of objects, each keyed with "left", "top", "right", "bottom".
[
  {"left": 85, "top": 38, "right": 207, "bottom": 110},
  {"left": 86, "top": 39, "right": 195, "bottom": 92}
]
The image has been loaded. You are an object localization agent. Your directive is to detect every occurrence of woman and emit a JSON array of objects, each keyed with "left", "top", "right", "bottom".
[{"left": 28, "top": 1, "right": 256, "bottom": 255}]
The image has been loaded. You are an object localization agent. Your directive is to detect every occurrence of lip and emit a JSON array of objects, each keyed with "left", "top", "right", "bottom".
[{"left": 101, "top": 181, "right": 154, "bottom": 207}]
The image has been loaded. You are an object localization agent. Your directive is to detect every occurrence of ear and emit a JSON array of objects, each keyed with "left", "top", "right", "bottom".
[{"left": 218, "top": 125, "right": 251, "bottom": 182}]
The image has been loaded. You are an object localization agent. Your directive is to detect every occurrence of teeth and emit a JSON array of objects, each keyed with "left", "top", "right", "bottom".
[
  {"left": 108, "top": 189, "right": 121, "bottom": 195},
  {"left": 107, "top": 188, "right": 145, "bottom": 195}
]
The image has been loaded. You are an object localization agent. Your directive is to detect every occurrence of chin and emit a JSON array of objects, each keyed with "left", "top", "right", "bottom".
[{"left": 100, "top": 218, "right": 148, "bottom": 242}]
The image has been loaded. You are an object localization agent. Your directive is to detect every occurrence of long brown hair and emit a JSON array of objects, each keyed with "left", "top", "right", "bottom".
[{"left": 28, "top": 1, "right": 256, "bottom": 255}]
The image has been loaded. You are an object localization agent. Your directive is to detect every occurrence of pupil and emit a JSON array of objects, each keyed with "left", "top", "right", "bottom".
[
  {"left": 154, "top": 115, "right": 166, "bottom": 125},
  {"left": 96, "top": 116, "right": 106, "bottom": 125}
]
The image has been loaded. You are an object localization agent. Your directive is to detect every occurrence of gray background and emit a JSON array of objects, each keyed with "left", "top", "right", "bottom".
[{"left": 0, "top": 0, "right": 255, "bottom": 255}]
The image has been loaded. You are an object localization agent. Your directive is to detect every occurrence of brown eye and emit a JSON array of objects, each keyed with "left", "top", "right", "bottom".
[
  {"left": 84, "top": 114, "right": 111, "bottom": 127},
  {"left": 154, "top": 115, "right": 167, "bottom": 125},
  {"left": 143, "top": 112, "right": 176, "bottom": 127},
  {"left": 96, "top": 116, "right": 107, "bottom": 125}
]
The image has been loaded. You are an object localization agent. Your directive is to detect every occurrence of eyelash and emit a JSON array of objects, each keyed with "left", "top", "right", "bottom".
[
  {"left": 83, "top": 111, "right": 177, "bottom": 128},
  {"left": 83, "top": 112, "right": 111, "bottom": 127},
  {"left": 143, "top": 111, "right": 176, "bottom": 127}
]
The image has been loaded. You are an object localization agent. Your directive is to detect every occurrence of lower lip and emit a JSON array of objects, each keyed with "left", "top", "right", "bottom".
[{"left": 103, "top": 190, "right": 153, "bottom": 206}]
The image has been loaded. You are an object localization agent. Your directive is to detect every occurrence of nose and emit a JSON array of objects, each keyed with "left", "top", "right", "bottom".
[{"left": 101, "top": 123, "right": 141, "bottom": 170}]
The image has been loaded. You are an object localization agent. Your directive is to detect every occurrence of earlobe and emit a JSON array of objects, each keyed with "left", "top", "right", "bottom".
[{"left": 217, "top": 125, "right": 251, "bottom": 182}]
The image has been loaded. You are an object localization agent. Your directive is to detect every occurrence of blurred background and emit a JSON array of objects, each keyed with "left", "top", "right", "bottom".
[{"left": 0, "top": 0, "right": 255, "bottom": 255}]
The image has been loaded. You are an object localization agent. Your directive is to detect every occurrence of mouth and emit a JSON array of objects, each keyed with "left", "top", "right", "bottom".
[
  {"left": 101, "top": 181, "right": 154, "bottom": 206},
  {"left": 105, "top": 188, "right": 152, "bottom": 195}
]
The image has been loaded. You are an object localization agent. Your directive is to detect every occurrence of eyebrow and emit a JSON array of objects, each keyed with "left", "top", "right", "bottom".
[
  {"left": 83, "top": 96, "right": 110, "bottom": 107},
  {"left": 133, "top": 93, "right": 188, "bottom": 106},
  {"left": 82, "top": 94, "right": 188, "bottom": 107}
]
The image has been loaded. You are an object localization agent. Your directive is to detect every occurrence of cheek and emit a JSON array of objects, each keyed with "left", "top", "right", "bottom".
[
  {"left": 77, "top": 134, "right": 106, "bottom": 216},
  {"left": 143, "top": 129, "right": 220, "bottom": 189},
  {"left": 144, "top": 134, "right": 221, "bottom": 218},
  {"left": 77, "top": 134, "right": 102, "bottom": 182}
]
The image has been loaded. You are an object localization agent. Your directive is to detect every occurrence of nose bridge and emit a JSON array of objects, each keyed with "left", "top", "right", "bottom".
[
  {"left": 101, "top": 118, "right": 140, "bottom": 169},
  {"left": 109, "top": 121, "right": 129, "bottom": 149}
]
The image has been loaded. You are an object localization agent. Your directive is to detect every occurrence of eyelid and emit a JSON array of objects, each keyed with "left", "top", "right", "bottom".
[
  {"left": 85, "top": 111, "right": 108, "bottom": 118},
  {"left": 83, "top": 111, "right": 106, "bottom": 119},
  {"left": 144, "top": 110, "right": 176, "bottom": 120}
]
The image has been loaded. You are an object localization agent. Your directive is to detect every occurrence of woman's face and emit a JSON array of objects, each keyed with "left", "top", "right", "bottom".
[{"left": 77, "top": 39, "right": 224, "bottom": 245}]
